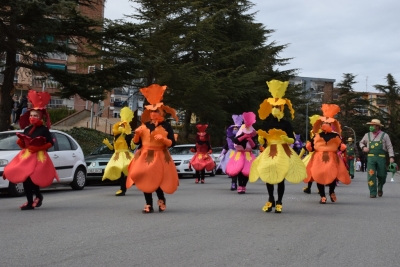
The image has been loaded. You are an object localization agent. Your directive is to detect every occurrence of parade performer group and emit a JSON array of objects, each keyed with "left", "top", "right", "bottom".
[
  {"left": 359, "top": 119, "right": 394, "bottom": 198},
  {"left": 225, "top": 112, "right": 258, "bottom": 194},
  {"left": 102, "top": 107, "right": 136, "bottom": 196},
  {"left": 126, "top": 84, "right": 179, "bottom": 213},
  {"left": 249, "top": 80, "right": 307, "bottom": 212},
  {"left": 218, "top": 115, "right": 243, "bottom": 191},
  {"left": 4, "top": 81, "right": 396, "bottom": 214},
  {"left": 304, "top": 104, "right": 351, "bottom": 204},
  {"left": 189, "top": 124, "right": 215, "bottom": 184},
  {"left": 3, "top": 90, "right": 59, "bottom": 210}
]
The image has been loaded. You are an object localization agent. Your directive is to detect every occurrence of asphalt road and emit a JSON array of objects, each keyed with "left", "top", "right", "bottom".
[{"left": 1, "top": 171, "right": 400, "bottom": 267}]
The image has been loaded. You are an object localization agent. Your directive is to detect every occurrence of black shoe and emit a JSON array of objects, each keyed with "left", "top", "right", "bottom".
[
  {"left": 370, "top": 195, "right": 376, "bottom": 198},
  {"left": 351, "top": 175, "right": 354, "bottom": 179},
  {"left": 115, "top": 190, "right": 126, "bottom": 196},
  {"left": 20, "top": 202, "right": 34, "bottom": 210},
  {"left": 378, "top": 190, "right": 383, "bottom": 197}
]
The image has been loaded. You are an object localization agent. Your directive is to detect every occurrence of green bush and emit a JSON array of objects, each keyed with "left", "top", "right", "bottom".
[
  {"left": 62, "top": 127, "right": 112, "bottom": 156},
  {"left": 47, "top": 108, "right": 76, "bottom": 124}
]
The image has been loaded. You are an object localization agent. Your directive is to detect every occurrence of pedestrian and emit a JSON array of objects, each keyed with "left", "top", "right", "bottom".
[
  {"left": 15, "top": 94, "right": 28, "bottom": 125},
  {"left": 249, "top": 80, "right": 306, "bottom": 213},
  {"left": 304, "top": 104, "right": 351, "bottom": 204},
  {"left": 126, "top": 84, "right": 179, "bottom": 213},
  {"left": 189, "top": 124, "right": 215, "bottom": 184},
  {"left": 359, "top": 119, "right": 395, "bottom": 198},
  {"left": 346, "top": 137, "right": 356, "bottom": 179},
  {"left": 356, "top": 158, "right": 361, "bottom": 172},
  {"left": 359, "top": 149, "right": 367, "bottom": 172},
  {"left": 102, "top": 107, "right": 135, "bottom": 196},
  {"left": 226, "top": 112, "right": 257, "bottom": 194},
  {"left": 218, "top": 114, "right": 243, "bottom": 190},
  {"left": 11, "top": 95, "right": 19, "bottom": 124},
  {"left": 3, "top": 90, "right": 59, "bottom": 210}
]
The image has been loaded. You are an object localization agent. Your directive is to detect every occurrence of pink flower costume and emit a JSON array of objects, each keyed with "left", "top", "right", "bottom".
[{"left": 225, "top": 112, "right": 257, "bottom": 193}]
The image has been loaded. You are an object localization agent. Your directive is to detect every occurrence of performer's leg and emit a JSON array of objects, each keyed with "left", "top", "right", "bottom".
[
  {"left": 274, "top": 180, "right": 285, "bottom": 213},
  {"left": 367, "top": 157, "right": 378, "bottom": 197},
  {"left": 21, "top": 178, "right": 34, "bottom": 210},
  {"left": 142, "top": 192, "right": 154, "bottom": 213},
  {"left": 230, "top": 176, "right": 237, "bottom": 191},
  {"left": 303, "top": 181, "right": 312, "bottom": 194},
  {"left": 116, "top": 173, "right": 127, "bottom": 196},
  {"left": 262, "top": 183, "right": 275, "bottom": 212},
  {"left": 376, "top": 157, "right": 387, "bottom": 197},
  {"left": 155, "top": 187, "right": 166, "bottom": 212},
  {"left": 200, "top": 169, "right": 205, "bottom": 183},
  {"left": 328, "top": 181, "right": 337, "bottom": 202},
  {"left": 195, "top": 170, "right": 200, "bottom": 183},
  {"left": 32, "top": 182, "right": 43, "bottom": 208},
  {"left": 316, "top": 183, "right": 327, "bottom": 204}
]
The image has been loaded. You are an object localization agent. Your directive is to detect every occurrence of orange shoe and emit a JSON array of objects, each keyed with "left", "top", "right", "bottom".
[
  {"left": 330, "top": 193, "right": 337, "bottom": 202},
  {"left": 157, "top": 199, "right": 166, "bottom": 212},
  {"left": 319, "top": 197, "right": 327, "bottom": 204},
  {"left": 142, "top": 204, "right": 154, "bottom": 213}
]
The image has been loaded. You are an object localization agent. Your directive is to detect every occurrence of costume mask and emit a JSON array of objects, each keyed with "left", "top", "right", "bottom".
[
  {"left": 369, "top": 126, "right": 376, "bottom": 132},
  {"left": 29, "top": 117, "right": 40, "bottom": 124}
]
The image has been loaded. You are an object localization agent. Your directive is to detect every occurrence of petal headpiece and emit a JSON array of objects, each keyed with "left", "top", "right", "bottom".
[
  {"left": 19, "top": 90, "right": 52, "bottom": 129},
  {"left": 312, "top": 104, "right": 342, "bottom": 134}
]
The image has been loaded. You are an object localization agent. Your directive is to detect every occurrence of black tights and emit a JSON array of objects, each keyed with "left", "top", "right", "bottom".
[
  {"left": 23, "top": 177, "right": 42, "bottom": 204},
  {"left": 316, "top": 181, "right": 336, "bottom": 197},
  {"left": 196, "top": 169, "right": 205, "bottom": 180},
  {"left": 119, "top": 173, "right": 127, "bottom": 192},
  {"left": 143, "top": 187, "right": 165, "bottom": 206},
  {"left": 266, "top": 180, "right": 285, "bottom": 203},
  {"left": 237, "top": 172, "right": 248, "bottom": 187}
]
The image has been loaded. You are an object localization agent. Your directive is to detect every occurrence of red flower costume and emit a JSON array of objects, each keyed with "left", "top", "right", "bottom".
[
  {"left": 4, "top": 90, "right": 59, "bottom": 210},
  {"left": 189, "top": 124, "right": 215, "bottom": 183}
]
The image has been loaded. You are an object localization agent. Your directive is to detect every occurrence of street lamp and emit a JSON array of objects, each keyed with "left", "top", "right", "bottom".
[{"left": 305, "top": 92, "right": 324, "bottom": 141}]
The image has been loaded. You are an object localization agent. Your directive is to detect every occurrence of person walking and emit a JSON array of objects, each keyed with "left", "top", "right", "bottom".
[
  {"left": 346, "top": 137, "right": 356, "bottom": 179},
  {"left": 15, "top": 94, "right": 28, "bottom": 124},
  {"left": 126, "top": 84, "right": 179, "bottom": 213},
  {"left": 249, "top": 80, "right": 306, "bottom": 213},
  {"left": 3, "top": 90, "right": 59, "bottom": 210},
  {"left": 359, "top": 119, "right": 395, "bottom": 198},
  {"left": 304, "top": 104, "right": 351, "bottom": 204},
  {"left": 11, "top": 95, "right": 19, "bottom": 124},
  {"left": 102, "top": 107, "right": 135, "bottom": 196}
]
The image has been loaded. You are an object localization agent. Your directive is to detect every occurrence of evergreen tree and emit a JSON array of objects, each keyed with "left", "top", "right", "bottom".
[{"left": 372, "top": 74, "right": 400, "bottom": 156}]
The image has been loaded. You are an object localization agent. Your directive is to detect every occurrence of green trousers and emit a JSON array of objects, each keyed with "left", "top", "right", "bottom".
[
  {"left": 347, "top": 159, "right": 354, "bottom": 176},
  {"left": 367, "top": 156, "right": 387, "bottom": 196}
]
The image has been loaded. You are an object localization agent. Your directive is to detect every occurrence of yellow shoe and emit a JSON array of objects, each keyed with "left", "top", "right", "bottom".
[
  {"left": 262, "top": 201, "right": 274, "bottom": 212},
  {"left": 115, "top": 190, "right": 125, "bottom": 196},
  {"left": 275, "top": 203, "right": 282, "bottom": 213}
]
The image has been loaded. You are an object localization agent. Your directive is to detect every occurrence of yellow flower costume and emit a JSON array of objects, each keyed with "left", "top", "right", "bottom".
[{"left": 102, "top": 107, "right": 135, "bottom": 196}]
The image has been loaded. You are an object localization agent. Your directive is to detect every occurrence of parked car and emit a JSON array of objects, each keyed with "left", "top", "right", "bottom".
[
  {"left": 211, "top": 146, "right": 224, "bottom": 174},
  {"left": 0, "top": 130, "right": 87, "bottom": 197},
  {"left": 85, "top": 143, "right": 114, "bottom": 183},
  {"left": 169, "top": 144, "right": 216, "bottom": 178}
]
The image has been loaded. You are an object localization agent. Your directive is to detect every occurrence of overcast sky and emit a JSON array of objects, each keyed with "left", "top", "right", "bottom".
[{"left": 104, "top": 0, "right": 400, "bottom": 93}]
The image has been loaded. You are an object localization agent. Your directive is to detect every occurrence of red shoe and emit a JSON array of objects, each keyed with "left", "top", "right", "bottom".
[
  {"left": 32, "top": 196, "right": 43, "bottom": 208},
  {"left": 201, "top": 179, "right": 205, "bottom": 184},
  {"left": 195, "top": 178, "right": 199, "bottom": 184},
  {"left": 20, "top": 202, "right": 34, "bottom": 210}
]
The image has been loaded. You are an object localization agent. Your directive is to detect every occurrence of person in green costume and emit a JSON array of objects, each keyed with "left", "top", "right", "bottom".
[
  {"left": 346, "top": 137, "right": 356, "bottom": 179},
  {"left": 359, "top": 119, "right": 394, "bottom": 198}
]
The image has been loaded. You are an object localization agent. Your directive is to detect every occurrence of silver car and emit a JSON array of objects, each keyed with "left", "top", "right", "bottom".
[{"left": 169, "top": 144, "right": 216, "bottom": 178}]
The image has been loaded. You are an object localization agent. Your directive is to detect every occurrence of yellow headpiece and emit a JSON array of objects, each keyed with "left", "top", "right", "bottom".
[
  {"left": 258, "top": 80, "right": 295, "bottom": 121},
  {"left": 113, "top": 107, "right": 134, "bottom": 135}
]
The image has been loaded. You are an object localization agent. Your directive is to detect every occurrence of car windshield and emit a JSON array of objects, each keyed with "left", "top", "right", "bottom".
[
  {"left": 169, "top": 146, "right": 195, "bottom": 155},
  {"left": 90, "top": 144, "right": 114, "bottom": 155},
  {"left": 0, "top": 132, "right": 20, "bottom": 150}
]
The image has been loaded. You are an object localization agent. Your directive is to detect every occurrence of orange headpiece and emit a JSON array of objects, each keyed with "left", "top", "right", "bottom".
[
  {"left": 312, "top": 104, "right": 342, "bottom": 134},
  {"left": 140, "top": 84, "right": 178, "bottom": 123},
  {"left": 19, "top": 90, "right": 52, "bottom": 129}
]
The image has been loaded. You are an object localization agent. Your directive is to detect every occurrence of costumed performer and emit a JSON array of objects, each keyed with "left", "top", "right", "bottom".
[
  {"left": 346, "top": 137, "right": 356, "bottom": 179},
  {"left": 225, "top": 112, "right": 257, "bottom": 194},
  {"left": 126, "top": 84, "right": 179, "bottom": 213},
  {"left": 359, "top": 119, "right": 395, "bottom": 198},
  {"left": 217, "top": 114, "right": 243, "bottom": 190},
  {"left": 249, "top": 80, "right": 306, "bottom": 213},
  {"left": 102, "top": 107, "right": 136, "bottom": 196},
  {"left": 301, "top": 114, "right": 320, "bottom": 194},
  {"left": 304, "top": 104, "right": 351, "bottom": 204},
  {"left": 3, "top": 90, "right": 59, "bottom": 210},
  {"left": 189, "top": 124, "right": 215, "bottom": 184}
]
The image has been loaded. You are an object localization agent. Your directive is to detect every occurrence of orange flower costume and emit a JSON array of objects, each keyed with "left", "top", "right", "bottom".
[
  {"left": 304, "top": 104, "right": 351, "bottom": 204},
  {"left": 4, "top": 90, "right": 59, "bottom": 210},
  {"left": 126, "top": 84, "right": 179, "bottom": 213}
]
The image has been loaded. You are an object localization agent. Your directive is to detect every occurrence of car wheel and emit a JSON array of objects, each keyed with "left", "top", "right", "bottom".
[
  {"left": 210, "top": 168, "right": 216, "bottom": 177},
  {"left": 70, "top": 166, "right": 86, "bottom": 190},
  {"left": 8, "top": 182, "right": 24, "bottom": 197}
]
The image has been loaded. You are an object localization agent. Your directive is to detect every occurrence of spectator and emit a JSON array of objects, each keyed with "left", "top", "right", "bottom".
[
  {"left": 11, "top": 95, "right": 19, "bottom": 124},
  {"left": 15, "top": 95, "right": 28, "bottom": 124}
]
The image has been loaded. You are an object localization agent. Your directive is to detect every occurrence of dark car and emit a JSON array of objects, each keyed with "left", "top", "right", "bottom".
[{"left": 84, "top": 144, "right": 114, "bottom": 183}]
